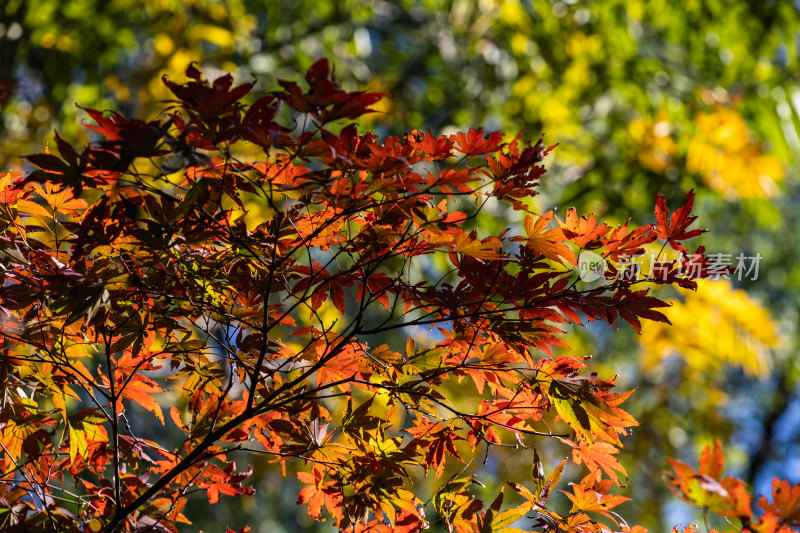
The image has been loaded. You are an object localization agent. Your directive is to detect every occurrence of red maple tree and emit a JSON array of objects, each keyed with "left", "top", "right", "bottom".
[{"left": 0, "top": 60, "right": 796, "bottom": 532}]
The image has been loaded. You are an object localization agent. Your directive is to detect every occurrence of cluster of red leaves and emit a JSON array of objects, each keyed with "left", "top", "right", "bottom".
[
  {"left": 0, "top": 59, "right": 771, "bottom": 533},
  {"left": 666, "top": 440, "right": 800, "bottom": 533}
]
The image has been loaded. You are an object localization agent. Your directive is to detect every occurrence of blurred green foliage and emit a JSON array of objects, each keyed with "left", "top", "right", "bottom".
[{"left": 3, "top": 0, "right": 800, "bottom": 531}]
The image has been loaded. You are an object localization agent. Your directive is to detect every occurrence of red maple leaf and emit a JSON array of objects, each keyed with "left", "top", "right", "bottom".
[{"left": 653, "top": 190, "right": 706, "bottom": 252}]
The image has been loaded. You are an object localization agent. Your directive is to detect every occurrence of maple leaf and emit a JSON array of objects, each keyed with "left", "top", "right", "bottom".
[
  {"left": 163, "top": 64, "right": 255, "bottom": 123},
  {"left": 662, "top": 440, "right": 752, "bottom": 519},
  {"left": 569, "top": 439, "right": 628, "bottom": 485},
  {"left": 24, "top": 133, "right": 90, "bottom": 195},
  {"left": 0, "top": 171, "right": 28, "bottom": 204},
  {"left": 452, "top": 231, "right": 503, "bottom": 260},
  {"left": 612, "top": 288, "right": 672, "bottom": 333},
  {"left": 560, "top": 208, "right": 610, "bottom": 249},
  {"left": 117, "top": 375, "right": 165, "bottom": 425},
  {"left": 297, "top": 467, "right": 343, "bottom": 520},
  {"left": 450, "top": 128, "right": 504, "bottom": 157},
  {"left": 406, "top": 418, "right": 463, "bottom": 478},
  {"left": 758, "top": 479, "right": 800, "bottom": 526},
  {"left": 433, "top": 477, "right": 484, "bottom": 532},
  {"left": 66, "top": 409, "right": 108, "bottom": 463},
  {"left": 515, "top": 211, "right": 577, "bottom": 265},
  {"left": 698, "top": 437, "right": 725, "bottom": 479},
  {"left": 276, "top": 59, "right": 385, "bottom": 122},
  {"left": 541, "top": 365, "right": 638, "bottom": 446},
  {"left": 356, "top": 272, "right": 393, "bottom": 311},
  {"left": 80, "top": 106, "right": 166, "bottom": 164},
  {"left": 198, "top": 463, "right": 254, "bottom": 504},
  {"left": 563, "top": 483, "right": 630, "bottom": 523},
  {"left": 408, "top": 130, "right": 454, "bottom": 159},
  {"left": 653, "top": 190, "right": 706, "bottom": 252},
  {"left": 1, "top": 418, "right": 49, "bottom": 464},
  {"left": 602, "top": 222, "right": 656, "bottom": 262}
]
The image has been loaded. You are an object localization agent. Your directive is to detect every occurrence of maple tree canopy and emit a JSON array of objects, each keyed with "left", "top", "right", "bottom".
[{"left": 1, "top": 60, "right": 798, "bottom": 533}]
